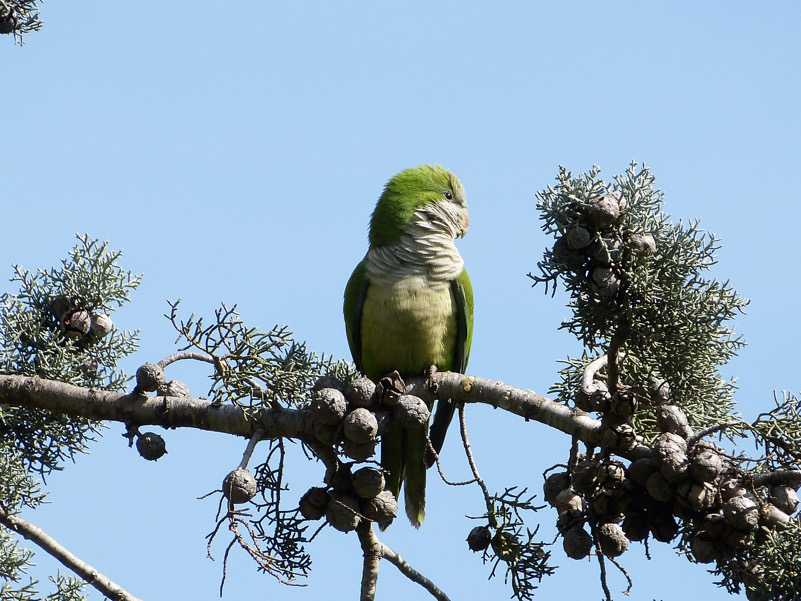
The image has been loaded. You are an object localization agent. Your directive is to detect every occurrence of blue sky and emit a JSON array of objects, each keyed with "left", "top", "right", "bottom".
[{"left": 3, "top": 2, "right": 800, "bottom": 600}]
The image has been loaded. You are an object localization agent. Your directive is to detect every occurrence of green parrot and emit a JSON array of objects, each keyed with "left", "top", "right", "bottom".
[{"left": 343, "top": 164, "right": 474, "bottom": 527}]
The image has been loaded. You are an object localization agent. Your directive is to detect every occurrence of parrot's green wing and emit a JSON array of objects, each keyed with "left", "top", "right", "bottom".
[
  {"left": 427, "top": 267, "right": 474, "bottom": 466},
  {"left": 343, "top": 257, "right": 369, "bottom": 374}
]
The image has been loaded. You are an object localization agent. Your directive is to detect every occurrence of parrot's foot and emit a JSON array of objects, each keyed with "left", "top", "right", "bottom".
[
  {"left": 426, "top": 365, "right": 439, "bottom": 393},
  {"left": 377, "top": 370, "right": 405, "bottom": 404}
]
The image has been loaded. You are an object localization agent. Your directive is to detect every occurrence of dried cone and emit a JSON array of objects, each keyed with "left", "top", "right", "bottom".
[
  {"left": 555, "top": 488, "right": 585, "bottom": 514},
  {"left": 223, "top": 467, "right": 257, "bottom": 504},
  {"left": 690, "top": 531, "right": 719, "bottom": 564},
  {"left": 627, "top": 458, "right": 657, "bottom": 487},
  {"left": 394, "top": 395, "right": 430, "bottom": 429},
  {"left": 723, "top": 495, "right": 759, "bottom": 532},
  {"left": 343, "top": 408, "right": 379, "bottom": 444},
  {"left": 657, "top": 405, "right": 693, "bottom": 439},
  {"left": 585, "top": 191, "right": 623, "bottom": 227},
  {"left": 135, "top": 363, "right": 165, "bottom": 392},
  {"left": 466, "top": 526, "right": 492, "bottom": 552},
  {"left": 571, "top": 460, "right": 597, "bottom": 495},
  {"left": 769, "top": 485, "right": 800, "bottom": 515},
  {"left": 645, "top": 472, "right": 675, "bottom": 503},
  {"left": 626, "top": 232, "right": 657, "bottom": 256},
  {"left": 326, "top": 492, "right": 361, "bottom": 532},
  {"left": 598, "top": 522, "right": 629, "bottom": 557},
  {"left": 62, "top": 309, "right": 92, "bottom": 339},
  {"left": 566, "top": 225, "right": 592, "bottom": 250},
  {"left": 89, "top": 312, "right": 114, "bottom": 339},
  {"left": 591, "top": 489, "right": 621, "bottom": 522},
  {"left": 352, "top": 467, "right": 385, "bottom": 499},
  {"left": 621, "top": 513, "right": 649, "bottom": 542},
  {"left": 312, "top": 388, "right": 348, "bottom": 425},
  {"left": 136, "top": 432, "right": 167, "bottom": 461},
  {"left": 543, "top": 471, "right": 571, "bottom": 506},
  {"left": 689, "top": 445, "right": 725, "bottom": 483},
  {"left": 313, "top": 375, "right": 346, "bottom": 392},
  {"left": 596, "top": 461, "right": 626, "bottom": 489},
  {"left": 360, "top": 490, "right": 398, "bottom": 524},
  {"left": 299, "top": 487, "right": 330, "bottom": 520},
  {"left": 556, "top": 509, "right": 586, "bottom": 535},
  {"left": 313, "top": 421, "right": 339, "bottom": 445},
  {"left": 563, "top": 526, "right": 593, "bottom": 560},
  {"left": 342, "top": 439, "right": 378, "bottom": 461},
  {"left": 157, "top": 380, "right": 190, "bottom": 398},
  {"left": 344, "top": 377, "right": 376, "bottom": 407}
]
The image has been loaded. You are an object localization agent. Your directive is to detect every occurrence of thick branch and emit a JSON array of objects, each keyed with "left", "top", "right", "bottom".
[
  {"left": 0, "top": 374, "right": 316, "bottom": 441},
  {"left": 427, "top": 372, "right": 600, "bottom": 439},
  {"left": 0, "top": 507, "right": 143, "bottom": 601}
]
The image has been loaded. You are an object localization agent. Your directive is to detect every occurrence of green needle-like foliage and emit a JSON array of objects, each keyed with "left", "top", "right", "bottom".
[
  {"left": 167, "top": 299, "right": 356, "bottom": 409},
  {"left": 532, "top": 162, "right": 747, "bottom": 436}
]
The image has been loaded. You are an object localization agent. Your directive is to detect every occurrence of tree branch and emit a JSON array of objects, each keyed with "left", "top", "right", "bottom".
[
  {"left": 1, "top": 372, "right": 655, "bottom": 460},
  {"left": 356, "top": 521, "right": 451, "bottom": 601},
  {"left": 0, "top": 374, "right": 316, "bottom": 441},
  {"left": 0, "top": 506, "right": 143, "bottom": 601}
]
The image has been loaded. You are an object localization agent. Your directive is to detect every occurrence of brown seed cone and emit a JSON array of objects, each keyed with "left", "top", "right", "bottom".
[
  {"left": 598, "top": 522, "right": 629, "bottom": 557},
  {"left": 136, "top": 432, "right": 167, "bottom": 461},
  {"left": 360, "top": 490, "right": 398, "bottom": 525},
  {"left": 646, "top": 471, "right": 675, "bottom": 503},
  {"left": 344, "top": 377, "right": 376, "bottom": 407},
  {"left": 222, "top": 467, "right": 257, "bottom": 504},
  {"left": 135, "top": 363, "right": 165, "bottom": 392},
  {"left": 648, "top": 506, "right": 679, "bottom": 542},
  {"left": 657, "top": 405, "right": 693, "bottom": 439},
  {"left": 299, "top": 487, "right": 330, "bottom": 520},
  {"left": 312, "top": 388, "right": 348, "bottom": 425},
  {"left": 690, "top": 531, "right": 719, "bottom": 564},
  {"left": 157, "top": 379, "right": 190, "bottom": 398},
  {"left": 313, "top": 375, "right": 347, "bottom": 392},
  {"left": 352, "top": 467, "right": 385, "bottom": 499},
  {"left": 327, "top": 492, "right": 361, "bottom": 532},
  {"left": 466, "top": 526, "right": 492, "bottom": 552},
  {"left": 723, "top": 495, "right": 759, "bottom": 532},
  {"left": 563, "top": 526, "right": 593, "bottom": 560},
  {"left": 556, "top": 509, "right": 586, "bottom": 535},
  {"left": 769, "top": 485, "right": 800, "bottom": 515},
  {"left": 591, "top": 489, "right": 621, "bottom": 522},
  {"left": 343, "top": 407, "right": 379, "bottom": 444},
  {"left": 585, "top": 192, "right": 622, "bottom": 227},
  {"left": 555, "top": 488, "right": 585, "bottom": 514},
  {"left": 571, "top": 460, "right": 597, "bottom": 495},
  {"left": 596, "top": 460, "right": 627, "bottom": 489},
  {"left": 393, "top": 395, "right": 431, "bottom": 429},
  {"left": 543, "top": 471, "right": 572, "bottom": 507},
  {"left": 342, "top": 439, "right": 378, "bottom": 461},
  {"left": 689, "top": 445, "right": 725, "bottom": 483},
  {"left": 627, "top": 457, "right": 657, "bottom": 487},
  {"left": 621, "top": 513, "right": 650, "bottom": 542}
]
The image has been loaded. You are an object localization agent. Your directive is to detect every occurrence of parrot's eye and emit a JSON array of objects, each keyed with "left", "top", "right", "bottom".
[{"left": 444, "top": 192, "right": 453, "bottom": 200}]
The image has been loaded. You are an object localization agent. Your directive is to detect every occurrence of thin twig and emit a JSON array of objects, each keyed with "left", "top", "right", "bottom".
[
  {"left": 238, "top": 428, "right": 265, "bottom": 469},
  {"left": 458, "top": 406, "right": 495, "bottom": 526},
  {"left": 0, "top": 507, "right": 143, "bottom": 601},
  {"left": 157, "top": 350, "right": 215, "bottom": 368},
  {"left": 426, "top": 438, "right": 477, "bottom": 486}
]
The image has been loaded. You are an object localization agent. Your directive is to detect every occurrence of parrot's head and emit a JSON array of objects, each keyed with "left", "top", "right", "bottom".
[{"left": 368, "top": 165, "right": 468, "bottom": 248}]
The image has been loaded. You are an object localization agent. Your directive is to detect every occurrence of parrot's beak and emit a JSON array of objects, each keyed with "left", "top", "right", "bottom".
[{"left": 459, "top": 209, "right": 470, "bottom": 237}]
